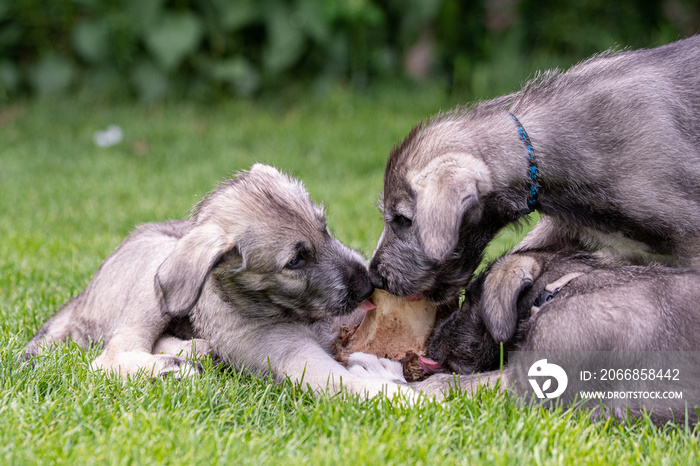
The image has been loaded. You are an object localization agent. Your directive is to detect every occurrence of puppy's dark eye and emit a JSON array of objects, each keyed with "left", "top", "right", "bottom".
[
  {"left": 392, "top": 215, "right": 412, "bottom": 228},
  {"left": 286, "top": 253, "right": 307, "bottom": 270}
]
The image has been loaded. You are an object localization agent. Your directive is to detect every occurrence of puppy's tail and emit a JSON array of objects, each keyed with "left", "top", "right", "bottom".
[{"left": 23, "top": 304, "right": 77, "bottom": 363}]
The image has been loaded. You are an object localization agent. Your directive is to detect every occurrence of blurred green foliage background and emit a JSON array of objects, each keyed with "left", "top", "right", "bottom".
[{"left": 1, "top": 0, "right": 698, "bottom": 102}]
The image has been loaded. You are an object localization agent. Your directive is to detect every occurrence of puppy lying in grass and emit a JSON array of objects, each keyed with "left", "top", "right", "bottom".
[
  {"left": 417, "top": 248, "right": 700, "bottom": 423},
  {"left": 24, "top": 164, "right": 414, "bottom": 401}
]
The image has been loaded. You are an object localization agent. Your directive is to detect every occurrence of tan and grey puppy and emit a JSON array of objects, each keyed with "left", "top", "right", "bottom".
[
  {"left": 26, "top": 164, "right": 412, "bottom": 399},
  {"left": 416, "top": 248, "right": 700, "bottom": 423},
  {"left": 370, "top": 35, "right": 700, "bottom": 303}
]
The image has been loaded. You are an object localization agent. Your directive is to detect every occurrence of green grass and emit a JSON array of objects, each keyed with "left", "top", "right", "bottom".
[{"left": 1, "top": 87, "right": 698, "bottom": 465}]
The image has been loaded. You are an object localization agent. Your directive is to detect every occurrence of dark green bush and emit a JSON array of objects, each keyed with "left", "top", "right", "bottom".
[
  {"left": 0, "top": 0, "right": 697, "bottom": 101},
  {"left": 0, "top": 0, "right": 441, "bottom": 100}
]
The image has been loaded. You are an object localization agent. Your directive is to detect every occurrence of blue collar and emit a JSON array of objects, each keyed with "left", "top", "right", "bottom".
[{"left": 509, "top": 113, "right": 540, "bottom": 212}]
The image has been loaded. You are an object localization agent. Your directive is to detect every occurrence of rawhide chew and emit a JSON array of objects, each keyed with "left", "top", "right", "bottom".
[{"left": 336, "top": 289, "right": 437, "bottom": 382}]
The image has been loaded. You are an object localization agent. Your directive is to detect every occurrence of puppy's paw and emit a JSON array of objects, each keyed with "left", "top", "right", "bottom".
[
  {"left": 346, "top": 352, "right": 407, "bottom": 384},
  {"left": 411, "top": 371, "right": 505, "bottom": 400},
  {"left": 339, "top": 375, "right": 419, "bottom": 405},
  {"left": 410, "top": 373, "right": 456, "bottom": 400},
  {"left": 190, "top": 338, "right": 212, "bottom": 357},
  {"left": 91, "top": 352, "right": 203, "bottom": 380},
  {"left": 377, "top": 379, "right": 427, "bottom": 406},
  {"left": 152, "top": 336, "right": 212, "bottom": 359},
  {"left": 157, "top": 356, "right": 202, "bottom": 380}
]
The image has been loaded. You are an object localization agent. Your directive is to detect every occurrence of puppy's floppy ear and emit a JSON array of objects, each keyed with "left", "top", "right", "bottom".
[
  {"left": 155, "top": 223, "right": 234, "bottom": 317},
  {"left": 481, "top": 254, "right": 542, "bottom": 343},
  {"left": 413, "top": 154, "right": 491, "bottom": 263}
]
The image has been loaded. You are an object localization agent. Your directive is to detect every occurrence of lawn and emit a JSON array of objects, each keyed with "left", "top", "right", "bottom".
[{"left": 1, "top": 87, "right": 697, "bottom": 465}]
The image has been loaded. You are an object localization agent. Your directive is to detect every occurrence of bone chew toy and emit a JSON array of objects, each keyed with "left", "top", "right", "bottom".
[{"left": 341, "top": 289, "right": 437, "bottom": 381}]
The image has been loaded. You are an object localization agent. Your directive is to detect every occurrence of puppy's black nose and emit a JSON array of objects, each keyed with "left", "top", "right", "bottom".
[
  {"left": 369, "top": 272, "right": 385, "bottom": 290},
  {"left": 356, "top": 283, "right": 374, "bottom": 302},
  {"left": 348, "top": 262, "right": 374, "bottom": 303}
]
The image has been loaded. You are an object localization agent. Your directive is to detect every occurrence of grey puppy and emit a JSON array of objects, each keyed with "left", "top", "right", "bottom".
[
  {"left": 370, "top": 35, "right": 700, "bottom": 313},
  {"left": 416, "top": 248, "right": 700, "bottom": 423},
  {"left": 26, "top": 164, "right": 413, "bottom": 399}
]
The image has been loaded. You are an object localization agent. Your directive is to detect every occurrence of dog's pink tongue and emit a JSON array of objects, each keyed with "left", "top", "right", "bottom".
[
  {"left": 418, "top": 355, "right": 444, "bottom": 374},
  {"left": 358, "top": 298, "right": 376, "bottom": 311},
  {"left": 406, "top": 292, "right": 424, "bottom": 302}
]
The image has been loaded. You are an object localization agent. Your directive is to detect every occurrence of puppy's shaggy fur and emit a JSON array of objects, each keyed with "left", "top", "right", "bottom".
[
  {"left": 26, "top": 165, "right": 413, "bottom": 399},
  {"left": 371, "top": 35, "right": 700, "bottom": 303},
  {"left": 417, "top": 248, "right": 700, "bottom": 423}
]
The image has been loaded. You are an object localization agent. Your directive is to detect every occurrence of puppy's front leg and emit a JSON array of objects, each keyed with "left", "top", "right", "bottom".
[
  {"left": 411, "top": 369, "right": 508, "bottom": 400},
  {"left": 513, "top": 216, "right": 576, "bottom": 252},
  {"left": 268, "top": 335, "right": 416, "bottom": 401}
]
